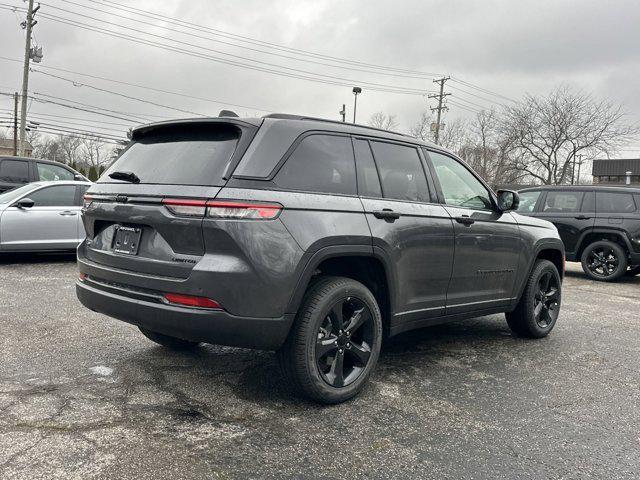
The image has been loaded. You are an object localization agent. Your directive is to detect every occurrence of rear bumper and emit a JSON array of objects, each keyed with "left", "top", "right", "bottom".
[{"left": 76, "top": 279, "right": 293, "bottom": 350}]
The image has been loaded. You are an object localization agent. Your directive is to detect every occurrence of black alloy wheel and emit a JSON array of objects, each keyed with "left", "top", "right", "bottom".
[
  {"left": 533, "top": 271, "right": 560, "bottom": 329},
  {"left": 277, "top": 276, "right": 382, "bottom": 404},
  {"left": 315, "top": 297, "right": 375, "bottom": 388},
  {"left": 586, "top": 246, "right": 620, "bottom": 278},
  {"left": 581, "top": 240, "right": 628, "bottom": 282}
]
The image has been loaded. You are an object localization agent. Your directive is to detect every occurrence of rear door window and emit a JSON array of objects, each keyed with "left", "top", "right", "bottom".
[
  {"left": 27, "top": 185, "right": 77, "bottom": 207},
  {"left": 101, "top": 125, "right": 239, "bottom": 186},
  {"left": 37, "top": 162, "right": 75, "bottom": 181},
  {"left": 596, "top": 192, "right": 636, "bottom": 213},
  {"left": 0, "top": 160, "right": 29, "bottom": 183},
  {"left": 543, "top": 191, "right": 583, "bottom": 213},
  {"left": 274, "top": 134, "right": 356, "bottom": 195},
  {"left": 370, "top": 141, "right": 430, "bottom": 202}
]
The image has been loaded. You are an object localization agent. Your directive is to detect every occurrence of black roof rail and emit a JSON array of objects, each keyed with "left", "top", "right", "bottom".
[{"left": 263, "top": 113, "right": 411, "bottom": 137}]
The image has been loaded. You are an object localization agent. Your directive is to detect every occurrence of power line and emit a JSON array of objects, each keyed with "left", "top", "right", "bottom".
[
  {"left": 0, "top": 56, "right": 275, "bottom": 113},
  {"left": 449, "top": 77, "right": 517, "bottom": 103},
  {"left": 47, "top": 0, "right": 440, "bottom": 81},
  {"left": 28, "top": 9, "right": 431, "bottom": 96},
  {"left": 83, "top": 0, "right": 442, "bottom": 77},
  {"left": 0, "top": 107, "right": 134, "bottom": 127},
  {"left": 32, "top": 69, "right": 209, "bottom": 117}
]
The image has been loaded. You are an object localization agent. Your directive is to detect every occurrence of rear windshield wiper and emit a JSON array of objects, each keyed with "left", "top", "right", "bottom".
[{"left": 108, "top": 171, "right": 140, "bottom": 183}]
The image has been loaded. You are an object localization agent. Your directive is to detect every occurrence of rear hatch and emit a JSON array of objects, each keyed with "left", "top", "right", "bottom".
[{"left": 82, "top": 119, "right": 259, "bottom": 279}]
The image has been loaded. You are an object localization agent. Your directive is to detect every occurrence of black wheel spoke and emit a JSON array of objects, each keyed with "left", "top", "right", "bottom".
[
  {"left": 344, "top": 307, "right": 370, "bottom": 335},
  {"left": 316, "top": 337, "right": 338, "bottom": 358},
  {"left": 539, "top": 272, "right": 551, "bottom": 293},
  {"left": 327, "top": 350, "right": 345, "bottom": 387},
  {"left": 329, "top": 302, "right": 344, "bottom": 330},
  {"left": 348, "top": 341, "right": 371, "bottom": 366},
  {"left": 534, "top": 300, "right": 544, "bottom": 318}
]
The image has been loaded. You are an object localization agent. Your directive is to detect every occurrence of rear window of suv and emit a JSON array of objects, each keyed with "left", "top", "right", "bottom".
[{"left": 101, "top": 125, "right": 239, "bottom": 186}]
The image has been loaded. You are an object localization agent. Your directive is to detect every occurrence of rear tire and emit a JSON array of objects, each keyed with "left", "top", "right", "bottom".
[
  {"left": 506, "top": 259, "right": 561, "bottom": 338},
  {"left": 277, "top": 276, "right": 382, "bottom": 404},
  {"left": 581, "top": 240, "right": 627, "bottom": 282},
  {"left": 138, "top": 327, "right": 200, "bottom": 350}
]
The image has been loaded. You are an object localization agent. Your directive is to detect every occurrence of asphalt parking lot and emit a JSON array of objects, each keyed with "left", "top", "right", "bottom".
[{"left": 1, "top": 255, "right": 639, "bottom": 479}]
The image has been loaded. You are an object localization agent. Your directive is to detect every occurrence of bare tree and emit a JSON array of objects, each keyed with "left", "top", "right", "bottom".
[
  {"left": 368, "top": 111, "right": 399, "bottom": 131},
  {"left": 409, "top": 111, "right": 433, "bottom": 141},
  {"left": 438, "top": 117, "right": 469, "bottom": 152},
  {"left": 79, "top": 136, "right": 111, "bottom": 179},
  {"left": 500, "top": 85, "right": 638, "bottom": 185}
]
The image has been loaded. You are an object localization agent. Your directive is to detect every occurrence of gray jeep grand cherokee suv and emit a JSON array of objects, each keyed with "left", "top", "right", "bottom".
[{"left": 77, "top": 113, "right": 565, "bottom": 403}]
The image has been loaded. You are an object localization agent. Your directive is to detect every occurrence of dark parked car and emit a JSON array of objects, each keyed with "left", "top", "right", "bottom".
[
  {"left": 0, "top": 156, "right": 87, "bottom": 193},
  {"left": 76, "top": 114, "right": 564, "bottom": 403},
  {"left": 517, "top": 185, "right": 640, "bottom": 281}
]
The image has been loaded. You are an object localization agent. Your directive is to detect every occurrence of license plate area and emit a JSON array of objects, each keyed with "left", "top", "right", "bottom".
[{"left": 112, "top": 226, "right": 142, "bottom": 255}]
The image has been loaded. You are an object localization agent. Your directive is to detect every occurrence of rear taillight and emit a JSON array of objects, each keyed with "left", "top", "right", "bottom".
[
  {"left": 162, "top": 198, "right": 282, "bottom": 219},
  {"left": 206, "top": 200, "right": 282, "bottom": 220},
  {"left": 164, "top": 293, "right": 222, "bottom": 309},
  {"left": 162, "top": 198, "right": 207, "bottom": 217},
  {"left": 83, "top": 195, "right": 93, "bottom": 208}
]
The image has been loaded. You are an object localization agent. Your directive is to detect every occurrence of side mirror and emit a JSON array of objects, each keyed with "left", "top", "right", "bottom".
[
  {"left": 74, "top": 174, "right": 84, "bottom": 181},
  {"left": 496, "top": 190, "right": 520, "bottom": 212},
  {"left": 15, "top": 197, "right": 35, "bottom": 209}
]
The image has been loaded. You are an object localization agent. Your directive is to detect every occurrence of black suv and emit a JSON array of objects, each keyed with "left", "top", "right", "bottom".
[
  {"left": 77, "top": 114, "right": 565, "bottom": 403},
  {"left": 0, "top": 156, "right": 87, "bottom": 193},
  {"left": 517, "top": 185, "right": 640, "bottom": 281}
]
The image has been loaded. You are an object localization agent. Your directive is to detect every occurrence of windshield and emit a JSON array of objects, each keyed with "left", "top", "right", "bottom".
[
  {"left": 0, "top": 183, "right": 41, "bottom": 204},
  {"left": 100, "top": 124, "right": 239, "bottom": 186}
]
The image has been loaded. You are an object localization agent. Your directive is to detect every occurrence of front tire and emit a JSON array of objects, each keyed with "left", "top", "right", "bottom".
[
  {"left": 581, "top": 240, "right": 628, "bottom": 282},
  {"left": 506, "top": 259, "right": 561, "bottom": 338},
  {"left": 138, "top": 327, "right": 200, "bottom": 350},
  {"left": 277, "top": 277, "right": 383, "bottom": 404}
]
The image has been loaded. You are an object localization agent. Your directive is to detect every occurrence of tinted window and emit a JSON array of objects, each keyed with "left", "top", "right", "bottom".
[
  {"left": 370, "top": 142, "right": 429, "bottom": 202},
  {"left": 353, "top": 139, "right": 381, "bottom": 198},
  {"left": 0, "top": 183, "right": 42, "bottom": 204},
  {"left": 27, "top": 185, "right": 77, "bottom": 207},
  {"left": 101, "top": 125, "right": 239, "bottom": 186},
  {"left": 429, "top": 151, "right": 491, "bottom": 209},
  {"left": 543, "top": 191, "right": 583, "bottom": 213},
  {"left": 0, "top": 160, "right": 29, "bottom": 183},
  {"left": 517, "top": 190, "right": 541, "bottom": 212},
  {"left": 275, "top": 134, "right": 356, "bottom": 195},
  {"left": 581, "top": 191, "right": 595, "bottom": 212},
  {"left": 596, "top": 192, "right": 636, "bottom": 213},
  {"left": 37, "top": 162, "right": 75, "bottom": 181}
]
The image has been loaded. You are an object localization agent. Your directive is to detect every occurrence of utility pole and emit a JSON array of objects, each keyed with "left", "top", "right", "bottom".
[
  {"left": 19, "top": 0, "right": 40, "bottom": 156},
  {"left": 427, "top": 76, "right": 450, "bottom": 145},
  {"left": 339, "top": 104, "right": 346, "bottom": 122},
  {"left": 13, "top": 92, "right": 19, "bottom": 156}
]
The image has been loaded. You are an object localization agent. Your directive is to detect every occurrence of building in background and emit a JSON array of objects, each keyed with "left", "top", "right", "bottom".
[
  {"left": 0, "top": 139, "right": 33, "bottom": 157},
  {"left": 592, "top": 158, "right": 640, "bottom": 185}
]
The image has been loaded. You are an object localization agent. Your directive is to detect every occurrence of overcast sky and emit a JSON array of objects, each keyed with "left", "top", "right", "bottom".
[{"left": 1, "top": 0, "right": 639, "bottom": 155}]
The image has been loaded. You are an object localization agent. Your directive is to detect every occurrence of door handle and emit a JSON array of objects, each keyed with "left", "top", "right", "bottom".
[
  {"left": 455, "top": 215, "right": 475, "bottom": 226},
  {"left": 59, "top": 211, "right": 77, "bottom": 216},
  {"left": 373, "top": 209, "right": 401, "bottom": 221},
  {"left": 574, "top": 215, "right": 591, "bottom": 220}
]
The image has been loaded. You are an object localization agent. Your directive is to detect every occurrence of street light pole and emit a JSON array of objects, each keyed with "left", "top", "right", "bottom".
[{"left": 352, "top": 87, "right": 361, "bottom": 123}]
